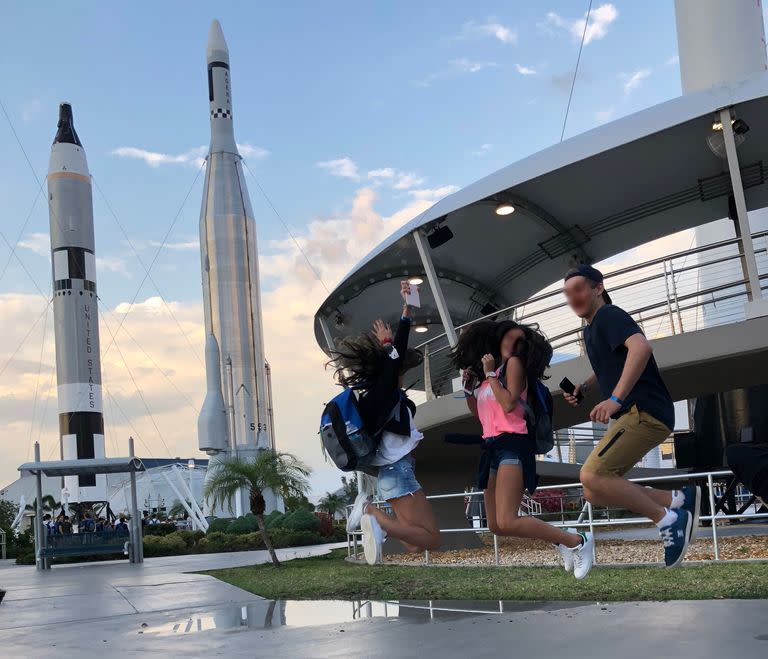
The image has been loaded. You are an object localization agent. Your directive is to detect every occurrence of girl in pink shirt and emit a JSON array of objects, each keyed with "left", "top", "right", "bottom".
[{"left": 453, "top": 320, "right": 594, "bottom": 579}]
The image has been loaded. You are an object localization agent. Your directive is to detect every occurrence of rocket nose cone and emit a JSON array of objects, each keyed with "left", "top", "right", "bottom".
[
  {"left": 54, "top": 102, "right": 82, "bottom": 147},
  {"left": 207, "top": 19, "right": 229, "bottom": 62}
]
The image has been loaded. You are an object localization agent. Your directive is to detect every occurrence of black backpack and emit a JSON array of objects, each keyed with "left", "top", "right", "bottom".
[{"left": 497, "top": 362, "right": 555, "bottom": 455}]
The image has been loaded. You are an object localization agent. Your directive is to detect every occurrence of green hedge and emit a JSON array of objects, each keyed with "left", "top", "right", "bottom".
[{"left": 16, "top": 527, "right": 341, "bottom": 564}]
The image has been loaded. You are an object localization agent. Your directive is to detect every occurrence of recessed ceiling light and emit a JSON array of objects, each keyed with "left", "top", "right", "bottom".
[
  {"left": 414, "top": 324, "right": 429, "bottom": 333},
  {"left": 408, "top": 277, "right": 424, "bottom": 286},
  {"left": 495, "top": 202, "right": 515, "bottom": 216}
]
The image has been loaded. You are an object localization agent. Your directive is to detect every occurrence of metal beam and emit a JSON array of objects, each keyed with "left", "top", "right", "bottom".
[
  {"left": 317, "top": 316, "right": 335, "bottom": 352},
  {"left": 128, "top": 436, "right": 143, "bottom": 563},
  {"left": 412, "top": 229, "right": 458, "bottom": 347},
  {"left": 720, "top": 108, "right": 763, "bottom": 301}
]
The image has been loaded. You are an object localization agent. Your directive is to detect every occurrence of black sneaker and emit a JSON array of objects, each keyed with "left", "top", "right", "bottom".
[
  {"left": 679, "top": 485, "right": 701, "bottom": 543},
  {"left": 660, "top": 509, "right": 692, "bottom": 567}
]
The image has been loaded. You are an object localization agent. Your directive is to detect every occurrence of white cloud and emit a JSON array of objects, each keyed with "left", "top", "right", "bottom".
[
  {"left": 414, "top": 59, "right": 497, "bottom": 87},
  {"left": 392, "top": 172, "right": 425, "bottom": 190},
  {"left": 515, "top": 64, "right": 538, "bottom": 76},
  {"left": 367, "top": 168, "right": 396, "bottom": 180},
  {"left": 459, "top": 20, "right": 517, "bottom": 44},
  {"left": 472, "top": 143, "right": 493, "bottom": 157},
  {"left": 96, "top": 257, "right": 131, "bottom": 277},
  {"left": 665, "top": 55, "right": 679, "bottom": 68},
  {"left": 408, "top": 185, "right": 459, "bottom": 201},
  {"left": 112, "top": 143, "right": 268, "bottom": 168},
  {"left": 18, "top": 232, "right": 50, "bottom": 257},
  {"left": 112, "top": 146, "right": 208, "bottom": 169},
  {"left": 150, "top": 239, "right": 200, "bottom": 252},
  {"left": 237, "top": 143, "right": 270, "bottom": 160},
  {"left": 621, "top": 68, "right": 652, "bottom": 95},
  {"left": 595, "top": 107, "right": 616, "bottom": 123},
  {"left": 546, "top": 3, "right": 618, "bottom": 45},
  {"left": 21, "top": 99, "right": 43, "bottom": 123},
  {"left": 316, "top": 157, "right": 360, "bottom": 180}
]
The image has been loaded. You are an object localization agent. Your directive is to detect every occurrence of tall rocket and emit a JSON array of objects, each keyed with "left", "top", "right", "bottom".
[
  {"left": 47, "top": 103, "right": 106, "bottom": 502},
  {"left": 197, "top": 20, "right": 274, "bottom": 510}
]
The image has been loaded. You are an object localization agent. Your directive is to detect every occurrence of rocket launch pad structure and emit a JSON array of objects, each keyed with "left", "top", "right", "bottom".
[{"left": 197, "top": 20, "right": 278, "bottom": 515}]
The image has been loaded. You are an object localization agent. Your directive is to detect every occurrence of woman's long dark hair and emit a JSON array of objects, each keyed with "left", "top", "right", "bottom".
[
  {"left": 451, "top": 319, "right": 553, "bottom": 382},
  {"left": 326, "top": 334, "right": 388, "bottom": 388},
  {"left": 326, "top": 334, "right": 423, "bottom": 388}
]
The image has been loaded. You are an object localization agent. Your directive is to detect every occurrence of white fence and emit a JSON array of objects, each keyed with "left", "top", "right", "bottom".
[{"left": 348, "top": 469, "right": 768, "bottom": 565}]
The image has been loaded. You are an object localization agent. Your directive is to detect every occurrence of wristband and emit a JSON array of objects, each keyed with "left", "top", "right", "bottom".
[
  {"left": 610, "top": 395, "right": 625, "bottom": 406},
  {"left": 486, "top": 372, "right": 498, "bottom": 379},
  {"left": 380, "top": 338, "right": 392, "bottom": 345}
]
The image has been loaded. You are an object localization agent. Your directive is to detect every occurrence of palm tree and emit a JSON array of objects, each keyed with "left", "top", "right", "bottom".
[
  {"left": 203, "top": 451, "right": 311, "bottom": 567},
  {"left": 318, "top": 492, "right": 345, "bottom": 519}
]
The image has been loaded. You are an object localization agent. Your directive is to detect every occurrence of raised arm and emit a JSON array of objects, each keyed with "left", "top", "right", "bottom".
[{"left": 483, "top": 354, "right": 525, "bottom": 414}]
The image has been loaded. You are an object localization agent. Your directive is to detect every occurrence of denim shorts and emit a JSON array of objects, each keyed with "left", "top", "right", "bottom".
[
  {"left": 488, "top": 448, "right": 521, "bottom": 474},
  {"left": 377, "top": 454, "right": 422, "bottom": 501}
]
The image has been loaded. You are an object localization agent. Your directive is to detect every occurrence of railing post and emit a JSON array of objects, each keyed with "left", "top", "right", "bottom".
[
  {"left": 707, "top": 473, "right": 720, "bottom": 561},
  {"left": 667, "top": 259, "right": 684, "bottom": 333},
  {"left": 424, "top": 549, "right": 430, "bottom": 565},
  {"left": 662, "top": 260, "right": 677, "bottom": 335},
  {"left": 587, "top": 501, "right": 596, "bottom": 564},
  {"left": 493, "top": 533, "right": 500, "bottom": 565},
  {"left": 423, "top": 342, "right": 434, "bottom": 401}
]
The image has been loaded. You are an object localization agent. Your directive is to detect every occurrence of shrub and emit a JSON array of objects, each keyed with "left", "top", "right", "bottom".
[
  {"left": 142, "top": 533, "right": 186, "bottom": 557},
  {"left": 263, "top": 511, "right": 285, "bottom": 529},
  {"left": 279, "top": 509, "right": 320, "bottom": 533},
  {"left": 268, "top": 528, "right": 325, "bottom": 548},
  {"left": 143, "top": 523, "right": 179, "bottom": 536},
  {"left": 228, "top": 514, "right": 260, "bottom": 535},
  {"left": 314, "top": 512, "right": 334, "bottom": 537},
  {"left": 207, "top": 517, "right": 231, "bottom": 533}
]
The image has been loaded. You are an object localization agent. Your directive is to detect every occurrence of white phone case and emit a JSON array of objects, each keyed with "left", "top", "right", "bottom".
[{"left": 405, "top": 285, "right": 421, "bottom": 308}]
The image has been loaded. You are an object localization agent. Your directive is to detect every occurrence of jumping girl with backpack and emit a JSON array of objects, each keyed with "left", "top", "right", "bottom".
[
  {"left": 324, "top": 281, "right": 440, "bottom": 564},
  {"left": 452, "top": 320, "right": 594, "bottom": 579}
]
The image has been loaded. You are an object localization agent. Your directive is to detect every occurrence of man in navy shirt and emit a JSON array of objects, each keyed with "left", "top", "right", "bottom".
[{"left": 563, "top": 265, "right": 700, "bottom": 567}]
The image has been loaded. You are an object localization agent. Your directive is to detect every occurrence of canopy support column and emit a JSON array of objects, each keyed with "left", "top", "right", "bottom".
[
  {"left": 128, "top": 436, "right": 143, "bottom": 564},
  {"left": 318, "top": 316, "right": 335, "bottom": 352},
  {"left": 720, "top": 108, "right": 767, "bottom": 319},
  {"left": 412, "top": 229, "right": 458, "bottom": 347},
  {"left": 34, "top": 442, "right": 49, "bottom": 571}
]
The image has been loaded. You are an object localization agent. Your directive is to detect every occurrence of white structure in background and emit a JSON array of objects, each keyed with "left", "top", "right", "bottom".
[
  {"left": 196, "top": 20, "right": 278, "bottom": 517},
  {"left": 0, "top": 458, "right": 208, "bottom": 531}
]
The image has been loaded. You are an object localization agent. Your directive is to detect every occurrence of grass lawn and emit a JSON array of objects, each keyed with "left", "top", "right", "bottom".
[{"left": 204, "top": 549, "right": 768, "bottom": 601}]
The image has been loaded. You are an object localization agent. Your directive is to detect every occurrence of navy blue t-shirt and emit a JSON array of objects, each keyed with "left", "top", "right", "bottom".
[{"left": 583, "top": 304, "right": 674, "bottom": 430}]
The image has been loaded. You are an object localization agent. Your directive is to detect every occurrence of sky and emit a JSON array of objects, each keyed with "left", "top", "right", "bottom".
[{"left": 0, "top": 1, "right": 762, "bottom": 496}]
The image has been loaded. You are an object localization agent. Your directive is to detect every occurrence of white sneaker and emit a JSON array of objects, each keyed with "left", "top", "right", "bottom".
[
  {"left": 557, "top": 528, "right": 578, "bottom": 572},
  {"left": 346, "top": 492, "right": 371, "bottom": 533},
  {"left": 571, "top": 532, "right": 595, "bottom": 580},
  {"left": 360, "top": 514, "right": 384, "bottom": 565}
]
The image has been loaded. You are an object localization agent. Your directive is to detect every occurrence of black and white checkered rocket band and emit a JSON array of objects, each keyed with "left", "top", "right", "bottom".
[
  {"left": 52, "top": 246, "right": 97, "bottom": 292},
  {"left": 211, "top": 108, "right": 232, "bottom": 119}
]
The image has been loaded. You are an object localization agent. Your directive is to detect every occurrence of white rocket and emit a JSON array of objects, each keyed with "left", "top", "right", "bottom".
[
  {"left": 47, "top": 103, "right": 107, "bottom": 502},
  {"left": 197, "top": 21, "right": 276, "bottom": 512}
]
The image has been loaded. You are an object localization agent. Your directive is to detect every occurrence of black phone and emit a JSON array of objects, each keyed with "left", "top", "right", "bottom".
[{"left": 560, "top": 377, "right": 583, "bottom": 403}]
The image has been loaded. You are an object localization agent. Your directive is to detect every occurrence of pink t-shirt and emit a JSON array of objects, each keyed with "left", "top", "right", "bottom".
[{"left": 475, "top": 368, "right": 528, "bottom": 439}]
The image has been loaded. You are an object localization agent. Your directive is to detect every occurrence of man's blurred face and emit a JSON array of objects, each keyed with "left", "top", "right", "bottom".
[{"left": 564, "top": 275, "right": 601, "bottom": 318}]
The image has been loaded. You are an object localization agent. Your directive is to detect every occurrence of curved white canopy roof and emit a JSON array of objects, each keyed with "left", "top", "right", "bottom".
[{"left": 314, "top": 73, "right": 768, "bottom": 356}]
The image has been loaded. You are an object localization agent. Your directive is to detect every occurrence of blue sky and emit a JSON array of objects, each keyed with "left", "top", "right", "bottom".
[{"left": 0, "top": 2, "right": 742, "bottom": 494}]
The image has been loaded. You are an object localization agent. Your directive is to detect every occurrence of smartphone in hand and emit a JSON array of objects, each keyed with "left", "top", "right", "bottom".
[
  {"left": 405, "top": 284, "right": 421, "bottom": 308},
  {"left": 560, "top": 377, "right": 583, "bottom": 403}
]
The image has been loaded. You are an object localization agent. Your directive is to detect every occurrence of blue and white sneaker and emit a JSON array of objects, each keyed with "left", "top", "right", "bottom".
[
  {"left": 360, "top": 514, "right": 384, "bottom": 565},
  {"left": 346, "top": 492, "right": 371, "bottom": 533},
  {"left": 660, "top": 509, "right": 692, "bottom": 567},
  {"left": 679, "top": 485, "right": 701, "bottom": 543}
]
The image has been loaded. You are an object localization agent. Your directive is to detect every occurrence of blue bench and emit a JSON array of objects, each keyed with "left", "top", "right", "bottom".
[{"left": 40, "top": 531, "right": 130, "bottom": 559}]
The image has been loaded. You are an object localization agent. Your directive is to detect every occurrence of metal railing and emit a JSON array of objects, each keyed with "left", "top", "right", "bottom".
[
  {"left": 347, "top": 469, "right": 768, "bottom": 565},
  {"left": 415, "top": 231, "right": 768, "bottom": 397}
]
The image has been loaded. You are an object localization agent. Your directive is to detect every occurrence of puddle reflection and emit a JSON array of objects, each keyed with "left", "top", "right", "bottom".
[{"left": 154, "top": 599, "right": 588, "bottom": 635}]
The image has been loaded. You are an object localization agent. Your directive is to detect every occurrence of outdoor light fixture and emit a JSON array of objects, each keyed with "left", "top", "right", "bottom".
[
  {"left": 407, "top": 276, "right": 424, "bottom": 286},
  {"left": 427, "top": 224, "right": 454, "bottom": 249},
  {"left": 414, "top": 324, "right": 429, "bottom": 333},
  {"left": 495, "top": 202, "right": 515, "bottom": 216}
]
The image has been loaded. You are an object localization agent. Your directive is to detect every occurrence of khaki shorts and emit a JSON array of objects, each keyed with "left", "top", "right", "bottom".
[{"left": 582, "top": 405, "right": 671, "bottom": 477}]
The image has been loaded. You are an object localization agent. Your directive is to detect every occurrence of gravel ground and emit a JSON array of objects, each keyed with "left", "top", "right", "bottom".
[{"left": 384, "top": 534, "right": 768, "bottom": 566}]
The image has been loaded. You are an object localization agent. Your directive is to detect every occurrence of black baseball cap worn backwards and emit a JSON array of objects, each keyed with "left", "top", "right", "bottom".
[{"left": 564, "top": 264, "right": 612, "bottom": 305}]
